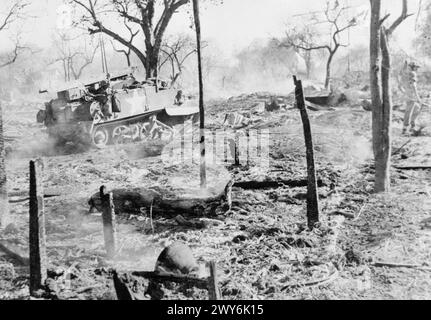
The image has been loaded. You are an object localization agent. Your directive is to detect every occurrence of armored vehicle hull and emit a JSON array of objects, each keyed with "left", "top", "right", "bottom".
[{"left": 37, "top": 73, "right": 199, "bottom": 148}]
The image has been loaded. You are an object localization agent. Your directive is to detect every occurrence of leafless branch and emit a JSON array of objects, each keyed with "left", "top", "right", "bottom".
[
  {"left": 0, "top": 0, "right": 30, "bottom": 32},
  {"left": 386, "top": 0, "right": 414, "bottom": 36}
]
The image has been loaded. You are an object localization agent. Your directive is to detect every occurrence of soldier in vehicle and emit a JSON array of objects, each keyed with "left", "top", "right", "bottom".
[
  {"left": 86, "top": 79, "right": 113, "bottom": 120},
  {"left": 401, "top": 61, "right": 423, "bottom": 135},
  {"left": 174, "top": 90, "right": 185, "bottom": 106}
]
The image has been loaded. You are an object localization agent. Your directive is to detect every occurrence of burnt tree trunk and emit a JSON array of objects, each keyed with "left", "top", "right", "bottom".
[
  {"left": 377, "top": 27, "right": 392, "bottom": 192},
  {"left": 0, "top": 103, "right": 8, "bottom": 227},
  {"left": 369, "top": 0, "right": 411, "bottom": 193},
  {"left": 293, "top": 76, "right": 320, "bottom": 229},
  {"left": 370, "top": 0, "right": 386, "bottom": 193},
  {"left": 369, "top": 0, "right": 410, "bottom": 193},
  {"left": 192, "top": 0, "right": 207, "bottom": 189}
]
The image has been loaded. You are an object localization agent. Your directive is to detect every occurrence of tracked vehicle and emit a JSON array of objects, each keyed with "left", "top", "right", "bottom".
[{"left": 37, "top": 72, "right": 199, "bottom": 148}]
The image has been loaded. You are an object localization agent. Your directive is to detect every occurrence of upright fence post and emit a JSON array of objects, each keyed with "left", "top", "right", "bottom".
[
  {"left": 0, "top": 103, "right": 9, "bottom": 228},
  {"left": 293, "top": 76, "right": 320, "bottom": 229},
  {"left": 234, "top": 132, "right": 240, "bottom": 166},
  {"left": 29, "top": 159, "right": 47, "bottom": 295},
  {"left": 192, "top": 0, "right": 207, "bottom": 189},
  {"left": 246, "top": 129, "right": 250, "bottom": 166},
  {"left": 100, "top": 186, "right": 116, "bottom": 259},
  {"left": 208, "top": 261, "right": 220, "bottom": 300}
]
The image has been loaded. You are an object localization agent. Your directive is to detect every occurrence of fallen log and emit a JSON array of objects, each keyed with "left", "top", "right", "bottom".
[
  {"left": 372, "top": 261, "right": 431, "bottom": 271},
  {"left": 0, "top": 242, "right": 29, "bottom": 266},
  {"left": 394, "top": 165, "right": 431, "bottom": 170},
  {"left": 305, "top": 93, "right": 331, "bottom": 106},
  {"left": 132, "top": 271, "right": 209, "bottom": 290},
  {"left": 8, "top": 190, "right": 60, "bottom": 198},
  {"left": 88, "top": 180, "right": 233, "bottom": 217},
  {"left": 113, "top": 271, "right": 144, "bottom": 300},
  {"left": 233, "top": 179, "right": 325, "bottom": 190},
  {"left": 305, "top": 101, "right": 334, "bottom": 112},
  {"left": 9, "top": 194, "right": 59, "bottom": 204},
  {"left": 114, "top": 263, "right": 220, "bottom": 300},
  {"left": 392, "top": 139, "right": 412, "bottom": 156}
]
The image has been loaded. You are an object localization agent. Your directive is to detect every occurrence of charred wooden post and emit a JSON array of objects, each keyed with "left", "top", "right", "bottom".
[
  {"left": 257, "top": 129, "right": 262, "bottom": 157},
  {"left": 246, "top": 129, "right": 250, "bottom": 166},
  {"left": 208, "top": 261, "right": 220, "bottom": 300},
  {"left": 224, "top": 131, "right": 228, "bottom": 163},
  {"left": 225, "top": 180, "right": 233, "bottom": 212},
  {"left": 100, "top": 186, "right": 116, "bottom": 259},
  {"left": 212, "top": 131, "right": 217, "bottom": 165},
  {"left": 293, "top": 76, "right": 320, "bottom": 229},
  {"left": 234, "top": 132, "right": 240, "bottom": 166},
  {"left": 0, "top": 103, "right": 9, "bottom": 228},
  {"left": 29, "top": 159, "right": 47, "bottom": 295},
  {"left": 181, "top": 124, "right": 185, "bottom": 164},
  {"left": 113, "top": 271, "right": 135, "bottom": 300},
  {"left": 192, "top": 0, "right": 207, "bottom": 189}
]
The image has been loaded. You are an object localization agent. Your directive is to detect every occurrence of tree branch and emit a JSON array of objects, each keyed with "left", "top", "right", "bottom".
[
  {"left": 386, "top": 0, "right": 414, "bottom": 36},
  {"left": 0, "top": 0, "right": 29, "bottom": 31},
  {"left": 0, "top": 38, "right": 25, "bottom": 68}
]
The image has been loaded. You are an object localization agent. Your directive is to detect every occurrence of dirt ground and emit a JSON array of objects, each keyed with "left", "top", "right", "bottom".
[{"left": 1, "top": 91, "right": 431, "bottom": 300}]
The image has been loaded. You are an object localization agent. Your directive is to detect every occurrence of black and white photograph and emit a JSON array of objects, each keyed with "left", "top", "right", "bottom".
[{"left": 0, "top": 0, "right": 430, "bottom": 304}]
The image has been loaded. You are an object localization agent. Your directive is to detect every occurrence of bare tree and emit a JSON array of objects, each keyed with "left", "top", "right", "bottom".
[
  {"left": 281, "top": 25, "right": 317, "bottom": 79},
  {"left": 414, "top": 1, "right": 431, "bottom": 59},
  {"left": 0, "top": 0, "right": 29, "bottom": 69},
  {"left": 159, "top": 34, "right": 198, "bottom": 86},
  {"left": 111, "top": 18, "right": 139, "bottom": 67},
  {"left": 71, "top": 0, "right": 190, "bottom": 79},
  {"left": 52, "top": 31, "right": 100, "bottom": 81},
  {"left": 284, "top": 1, "right": 360, "bottom": 89},
  {"left": 0, "top": 0, "right": 29, "bottom": 227},
  {"left": 370, "top": 0, "right": 412, "bottom": 193}
]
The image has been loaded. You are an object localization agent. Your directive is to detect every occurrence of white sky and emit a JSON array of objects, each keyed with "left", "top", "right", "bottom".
[{"left": 0, "top": 0, "right": 424, "bottom": 57}]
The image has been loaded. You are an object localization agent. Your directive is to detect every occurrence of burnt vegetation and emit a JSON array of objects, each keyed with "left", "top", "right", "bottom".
[{"left": 0, "top": 0, "right": 431, "bottom": 301}]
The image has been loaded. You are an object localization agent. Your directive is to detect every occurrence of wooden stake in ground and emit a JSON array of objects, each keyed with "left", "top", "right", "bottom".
[
  {"left": 293, "top": 76, "right": 319, "bottom": 229},
  {"left": 0, "top": 103, "right": 9, "bottom": 228},
  {"left": 29, "top": 159, "right": 47, "bottom": 295},
  {"left": 192, "top": 0, "right": 207, "bottom": 189},
  {"left": 208, "top": 261, "right": 220, "bottom": 300},
  {"left": 100, "top": 186, "right": 116, "bottom": 259},
  {"left": 234, "top": 132, "right": 240, "bottom": 166}
]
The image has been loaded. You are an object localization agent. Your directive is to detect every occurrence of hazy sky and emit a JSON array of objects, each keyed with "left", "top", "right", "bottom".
[{"left": 0, "top": 0, "right": 424, "bottom": 57}]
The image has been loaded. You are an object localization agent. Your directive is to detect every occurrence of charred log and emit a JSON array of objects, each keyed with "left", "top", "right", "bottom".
[
  {"left": 88, "top": 180, "right": 233, "bottom": 217},
  {"left": 233, "top": 179, "right": 325, "bottom": 190}
]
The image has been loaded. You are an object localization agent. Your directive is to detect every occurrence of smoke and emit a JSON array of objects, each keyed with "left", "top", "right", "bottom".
[{"left": 277, "top": 110, "right": 373, "bottom": 170}]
